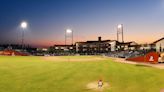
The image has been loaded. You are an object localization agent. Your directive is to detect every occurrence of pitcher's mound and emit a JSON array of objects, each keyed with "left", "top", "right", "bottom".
[
  {"left": 86, "top": 81, "right": 109, "bottom": 91},
  {"left": 160, "top": 89, "right": 164, "bottom": 92}
]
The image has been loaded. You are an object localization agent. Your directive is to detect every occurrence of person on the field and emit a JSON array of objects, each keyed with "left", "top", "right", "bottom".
[{"left": 98, "top": 80, "right": 103, "bottom": 88}]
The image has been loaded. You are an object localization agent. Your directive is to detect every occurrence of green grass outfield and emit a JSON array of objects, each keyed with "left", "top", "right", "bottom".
[{"left": 0, "top": 56, "right": 164, "bottom": 92}]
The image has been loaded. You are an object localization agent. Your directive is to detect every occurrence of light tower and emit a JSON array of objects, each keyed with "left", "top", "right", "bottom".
[
  {"left": 20, "top": 21, "right": 28, "bottom": 49},
  {"left": 65, "top": 29, "right": 73, "bottom": 45},
  {"left": 117, "top": 24, "right": 124, "bottom": 42}
]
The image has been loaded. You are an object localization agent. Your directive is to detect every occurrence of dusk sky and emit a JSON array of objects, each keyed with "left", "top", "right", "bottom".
[{"left": 0, "top": 0, "right": 164, "bottom": 47}]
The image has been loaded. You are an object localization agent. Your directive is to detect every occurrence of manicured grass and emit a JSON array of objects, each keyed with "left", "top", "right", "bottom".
[{"left": 0, "top": 56, "right": 164, "bottom": 92}]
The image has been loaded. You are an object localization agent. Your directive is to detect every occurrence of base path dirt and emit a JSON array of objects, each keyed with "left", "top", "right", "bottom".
[
  {"left": 160, "top": 89, "right": 164, "bottom": 92},
  {"left": 42, "top": 56, "right": 108, "bottom": 62},
  {"left": 110, "top": 57, "right": 164, "bottom": 69}
]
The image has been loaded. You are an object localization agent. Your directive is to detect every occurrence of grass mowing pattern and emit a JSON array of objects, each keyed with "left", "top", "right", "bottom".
[{"left": 0, "top": 56, "right": 164, "bottom": 92}]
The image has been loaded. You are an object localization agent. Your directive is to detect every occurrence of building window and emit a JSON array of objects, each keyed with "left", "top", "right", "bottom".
[
  {"left": 55, "top": 47, "right": 59, "bottom": 49},
  {"left": 83, "top": 45, "right": 87, "bottom": 47},
  {"left": 70, "top": 47, "right": 73, "bottom": 49}
]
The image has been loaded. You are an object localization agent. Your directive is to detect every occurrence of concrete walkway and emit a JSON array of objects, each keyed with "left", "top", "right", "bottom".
[{"left": 110, "top": 57, "right": 164, "bottom": 69}]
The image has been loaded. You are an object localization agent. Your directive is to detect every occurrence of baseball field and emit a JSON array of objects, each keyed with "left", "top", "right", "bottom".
[{"left": 0, "top": 56, "right": 164, "bottom": 92}]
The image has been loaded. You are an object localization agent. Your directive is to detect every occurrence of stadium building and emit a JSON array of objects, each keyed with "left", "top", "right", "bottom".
[
  {"left": 75, "top": 37, "right": 138, "bottom": 54},
  {"left": 154, "top": 37, "right": 164, "bottom": 52},
  {"left": 49, "top": 45, "right": 75, "bottom": 55},
  {"left": 116, "top": 41, "right": 139, "bottom": 51},
  {"left": 75, "top": 37, "right": 116, "bottom": 54}
]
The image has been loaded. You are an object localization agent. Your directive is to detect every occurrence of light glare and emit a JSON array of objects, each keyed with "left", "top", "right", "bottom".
[
  {"left": 118, "top": 24, "right": 122, "bottom": 29},
  {"left": 21, "top": 22, "right": 27, "bottom": 29},
  {"left": 66, "top": 29, "right": 72, "bottom": 33}
]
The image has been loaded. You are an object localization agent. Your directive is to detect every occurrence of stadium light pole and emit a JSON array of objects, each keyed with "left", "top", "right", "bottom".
[
  {"left": 117, "top": 24, "right": 124, "bottom": 42},
  {"left": 65, "top": 29, "right": 73, "bottom": 45},
  {"left": 20, "top": 21, "right": 27, "bottom": 50}
]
